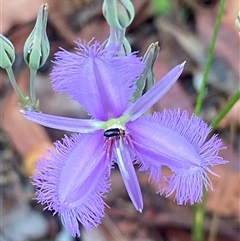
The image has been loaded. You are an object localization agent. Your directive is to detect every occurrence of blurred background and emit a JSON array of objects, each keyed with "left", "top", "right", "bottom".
[{"left": 0, "top": 0, "right": 239, "bottom": 240}]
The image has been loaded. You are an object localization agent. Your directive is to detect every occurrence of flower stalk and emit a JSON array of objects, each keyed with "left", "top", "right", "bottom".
[
  {"left": 194, "top": 0, "right": 226, "bottom": 116},
  {"left": 192, "top": 0, "right": 226, "bottom": 240},
  {"left": 5, "top": 67, "right": 32, "bottom": 107},
  {"left": 211, "top": 90, "right": 240, "bottom": 130}
]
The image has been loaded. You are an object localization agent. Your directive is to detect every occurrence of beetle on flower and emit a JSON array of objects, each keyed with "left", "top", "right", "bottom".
[{"left": 22, "top": 40, "right": 227, "bottom": 237}]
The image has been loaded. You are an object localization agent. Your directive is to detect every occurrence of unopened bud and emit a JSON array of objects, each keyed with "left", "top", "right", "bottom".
[
  {"left": 23, "top": 4, "right": 50, "bottom": 70},
  {"left": 0, "top": 34, "right": 15, "bottom": 69},
  {"left": 143, "top": 42, "right": 159, "bottom": 68},
  {"left": 103, "top": 0, "right": 134, "bottom": 29},
  {"left": 142, "top": 42, "right": 159, "bottom": 94},
  {"left": 132, "top": 42, "right": 160, "bottom": 101}
]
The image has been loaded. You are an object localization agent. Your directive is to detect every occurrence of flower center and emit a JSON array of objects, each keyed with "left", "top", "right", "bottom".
[{"left": 96, "top": 114, "right": 130, "bottom": 131}]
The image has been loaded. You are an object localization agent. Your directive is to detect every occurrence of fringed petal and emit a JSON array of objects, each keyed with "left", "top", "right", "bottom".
[
  {"left": 127, "top": 109, "right": 227, "bottom": 204},
  {"left": 165, "top": 167, "right": 213, "bottom": 205},
  {"left": 51, "top": 40, "right": 144, "bottom": 120},
  {"left": 33, "top": 131, "right": 110, "bottom": 237}
]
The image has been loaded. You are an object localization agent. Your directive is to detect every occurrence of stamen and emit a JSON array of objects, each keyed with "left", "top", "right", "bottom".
[{"left": 115, "top": 139, "right": 129, "bottom": 180}]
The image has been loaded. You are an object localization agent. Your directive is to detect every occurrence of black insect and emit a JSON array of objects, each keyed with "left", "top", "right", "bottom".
[{"left": 104, "top": 128, "right": 125, "bottom": 138}]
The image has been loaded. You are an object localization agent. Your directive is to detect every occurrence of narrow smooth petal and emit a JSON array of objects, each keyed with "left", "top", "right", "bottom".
[
  {"left": 21, "top": 110, "right": 101, "bottom": 133},
  {"left": 124, "top": 62, "right": 185, "bottom": 121},
  {"left": 51, "top": 41, "right": 144, "bottom": 120},
  {"left": 113, "top": 138, "right": 143, "bottom": 211},
  {"left": 33, "top": 131, "right": 110, "bottom": 237},
  {"left": 127, "top": 109, "right": 227, "bottom": 204}
]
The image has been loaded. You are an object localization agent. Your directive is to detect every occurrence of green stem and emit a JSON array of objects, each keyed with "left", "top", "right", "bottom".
[
  {"left": 208, "top": 212, "right": 220, "bottom": 241},
  {"left": 194, "top": 0, "right": 226, "bottom": 115},
  {"left": 211, "top": 90, "right": 240, "bottom": 130},
  {"left": 192, "top": 0, "right": 226, "bottom": 241},
  {"left": 6, "top": 67, "right": 30, "bottom": 106},
  {"left": 29, "top": 68, "right": 38, "bottom": 105},
  {"left": 192, "top": 90, "right": 240, "bottom": 241},
  {"left": 192, "top": 189, "right": 207, "bottom": 241},
  {"left": 208, "top": 123, "right": 236, "bottom": 241}
]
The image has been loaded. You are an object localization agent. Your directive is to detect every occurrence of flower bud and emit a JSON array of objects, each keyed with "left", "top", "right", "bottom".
[
  {"left": 23, "top": 4, "right": 50, "bottom": 70},
  {"left": 142, "top": 42, "right": 159, "bottom": 93},
  {"left": 102, "top": 0, "right": 134, "bottom": 29},
  {"left": 0, "top": 34, "right": 15, "bottom": 69},
  {"left": 132, "top": 42, "right": 160, "bottom": 101}
]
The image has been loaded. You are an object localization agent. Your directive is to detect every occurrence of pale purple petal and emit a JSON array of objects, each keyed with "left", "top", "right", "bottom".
[
  {"left": 113, "top": 138, "right": 143, "bottom": 211},
  {"left": 124, "top": 62, "right": 185, "bottom": 121},
  {"left": 51, "top": 40, "right": 144, "bottom": 120},
  {"left": 127, "top": 109, "right": 227, "bottom": 204},
  {"left": 21, "top": 110, "right": 101, "bottom": 133},
  {"left": 33, "top": 131, "right": 110, "bottom": 237}
]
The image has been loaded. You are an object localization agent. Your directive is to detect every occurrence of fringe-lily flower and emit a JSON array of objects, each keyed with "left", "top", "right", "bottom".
[{"left": 22, "top": 40, "right": 227, "bottom": 237}]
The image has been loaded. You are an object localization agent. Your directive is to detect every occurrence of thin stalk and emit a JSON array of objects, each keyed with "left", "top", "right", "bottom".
[
  {"left": 192, "top": 0, "right": 226, "bottom": 241},
  {"left": 194, "top": 0, "right": 226, "bottom": 115},
  {"left": 208, "top": 212, "right": 220, "bottom": 241},
  {"left": 29, "top": 68, "right": 38, "bottom": 105},
  {"left": 192, "top": 189, "right": 207, "bottom": 241},
  {"left": 211, "top": 90, "right": 240, "bottom": 130},
  {"left": 208, "top": 123, "right": 236, "bottom": 241},
  {"left": 6, "top": 67, "right": 30, "bottom": 106},
  {"left": 194, "top": 90, "right": 240, "bottom": 241},
  {"left": 117, "top": 29, "right": 125, "bottom": 47}
]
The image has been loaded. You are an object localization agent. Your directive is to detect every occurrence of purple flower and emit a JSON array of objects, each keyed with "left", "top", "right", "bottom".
[{"left": 22, "top": 40, "right": 226, "bottom": 237}]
